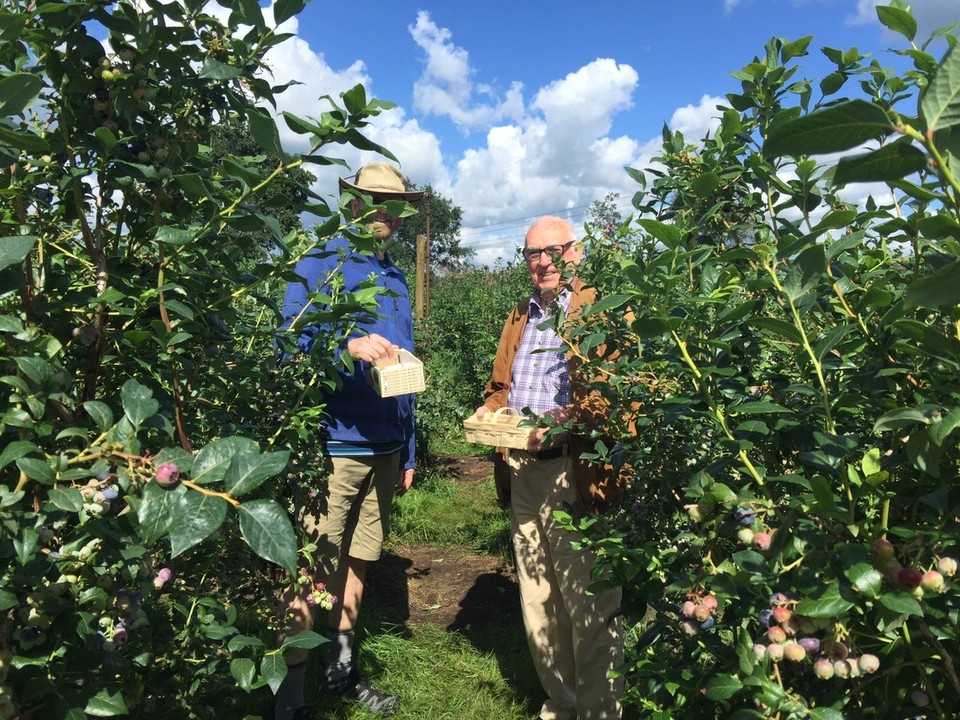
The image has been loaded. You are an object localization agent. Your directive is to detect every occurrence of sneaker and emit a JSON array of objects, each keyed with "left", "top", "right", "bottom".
[{"left": 325, "top": 667, "right": 399, "bottom": 717}]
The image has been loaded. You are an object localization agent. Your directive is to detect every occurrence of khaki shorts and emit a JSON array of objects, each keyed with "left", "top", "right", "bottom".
[{"left": 296, "top": 453, "right": 401, "bottom": 575}]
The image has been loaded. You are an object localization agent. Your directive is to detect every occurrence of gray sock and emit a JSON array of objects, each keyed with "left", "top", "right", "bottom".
[
  {"left": 275, "top": 661, "right": 306, "bottom": 720},
  {"left": 325, "top": 629, "right": 355, "bottom": 685}
]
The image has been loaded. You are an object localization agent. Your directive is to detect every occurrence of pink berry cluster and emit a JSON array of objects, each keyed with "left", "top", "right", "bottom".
[
  {"left": 753, "top": 593, "right": 881, "bottom": 680},
  {"left": 873, "top": 538, "right": 956, "bottom": 599},
  {"left": 295, "top": 569, "right": 338, "bottom": 612},
  {"left": 305, "top": 582, "right": 337, "bottom": 611},
  {"left": 679, "top": 592, "right": 719, "bottom": 635},
  {"left": 733, "top": 507, "right": 775, "bottom": 551},
  {"left": 94, "top": 587, "right": 149, "bottom": 652},
  {"left": 79, "top": 476, "right": 121, "bottom": 516}
]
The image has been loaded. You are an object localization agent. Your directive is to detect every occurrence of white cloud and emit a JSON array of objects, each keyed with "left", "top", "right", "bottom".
[
  {"left": 409, "top": 11, "right": 525, "bottom": 131},
  {"left": 667, "top": 95, "right": 725, "bottom": 142}
]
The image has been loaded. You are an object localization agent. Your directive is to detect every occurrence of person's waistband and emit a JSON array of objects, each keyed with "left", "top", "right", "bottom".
[{"left": 528, "top": 444, "right": 569, "bottom": 461}]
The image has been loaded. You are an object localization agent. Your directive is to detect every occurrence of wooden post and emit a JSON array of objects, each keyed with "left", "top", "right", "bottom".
[
  {"left": 415, "top": 233, "right": 426, "bottom": 318},
  {"left": 424, "top": 191, "right": 432, "bottom": 318}
]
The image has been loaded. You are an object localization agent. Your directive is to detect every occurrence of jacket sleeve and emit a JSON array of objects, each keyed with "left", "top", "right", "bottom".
[{"left": 482, "top": 302, "right": 525, "bottom": 410}]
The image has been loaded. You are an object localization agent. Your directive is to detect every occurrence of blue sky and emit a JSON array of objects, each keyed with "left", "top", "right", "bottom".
[{"left": 260, "top": 0, "right": 959, "bottom": 264}]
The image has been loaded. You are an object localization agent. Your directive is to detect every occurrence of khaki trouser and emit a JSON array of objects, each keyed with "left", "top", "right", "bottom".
[
  {"left": 297, "top": 453, "right": 400, "bottom": 575},
  {"left": 508, "top": 450, "right": 623, "bottom": 720}
]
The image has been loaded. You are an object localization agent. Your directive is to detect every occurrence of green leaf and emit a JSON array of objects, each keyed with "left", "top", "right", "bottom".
[
  {"left": 168, "top": 491, "right": 228, "bottom": 557},
  {"left": 873, "top": 407, "right": 930, "bottom": 432},
  {"left": 0, "top": 589, "right": 17, "bottom": 611},
  {"left": 834, "top": 140, "right": 928, "bottom": 184},
  {"left": 245, "top": 106, "right": 283, "bottom": 157},
  {"left": 48, "top": 488, "right": 84, "bottom": 512},
  {"left": 260, "top": 653, "right": 287, "bottom": 694},
  {"left": 750, "top": 317, "right": 802, "bottom": 343},
  {"left": 280, "top": 630, "right": 324, "bottom": 651},
  {"left": 876, "top": 5, "right": 917, "bottom": 41},
  {"left": 15, "top": 355, "right": 53, "bottom": 386},
  {"left": 705, "top": 674, "right": 743, "bottom": 701},
  {"left": 764, "top": 100, "right": 892, "bottom": 158},
  {"left": 16, "top": 457, "right": 55, "bottom": 485},
  {"left": 239, "top": 499, "right": 297, "bottom": 573},
  {"left": 0, "top": 440, "right": 39, "bottom": 470},
  {"left": 224, "top": 450, "right": 290, "bottom": 498},
  {"left": 198, "top": 58, "right": 243, "bottom": 80},
  {"left": 0, "top": 235, "right": 36, "bottom": 271},
  {"left": 0, "top": 73, "right": 44, "bottom": 117},
  {"left": 861, "top": 447, "right": 881, "bottom": 476},
  {"left": 635, "top": 219, "right": 683, "bottom": 249},
  {"left": 904, "top": 259, "right": 960, "bottom": 311},
  {"left": 154, "top": 226, "right": 197, "bottom": 245},
  {"left": 84, "top": 688, "right": 128, "bottom": 717},
  {"left": 138, "top": 481, "right": 184, "bottom": 545},
  {"left": 878, "top": 591, "right": 923, "bottom": 616},
  {"left": 847, "top": 563, "right": 882, "bottom": 597},
  {"left": 809, "top": 474, "right": 835, "bottom": 508},
  {"left": 794, "top": 582, "right": 853, "bottom": 617},
  {"left": 273, "top": 0, "right": 305, "bottom": 24},
  {"left": 586, "top": 294, "right": 631, "bottom": 315},
  {"left": 342, "top": 84, "right": 367, "bottom": 116},
  {"left": 920, "top": 40, "right": 960, "bottom": 133},
  {"left": 231, "top": 657, "right": 256, "bottom": 692},
  {"left": 193, "top": 437, "right": 260, "bottom": 485},
  {"left": 82, "top": 401, "right": 114, "bottom": 432},
  {"left": 95, "top": 126, "right": 118, "bottom": 153},
  {"left": 121, "top": 379, "right": 158, "bottom": 427},
  {"left": 14, "top": 527, "right": 38, "bottom": 564},
  {"left": 808, "top": 709, "right": 845, "bottom": 720}
]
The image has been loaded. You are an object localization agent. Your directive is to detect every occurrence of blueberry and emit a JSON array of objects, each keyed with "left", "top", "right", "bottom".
[
  {"left": 758, "top": 609, "right": 773, "bottom": 628},
  {"left": 699, "top": 616, "right": 715, "bottom": 630}
]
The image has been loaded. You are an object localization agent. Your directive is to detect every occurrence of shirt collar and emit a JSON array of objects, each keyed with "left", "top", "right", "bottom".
[{"left": 530, "top": 285, "right": 572, "bottom": 315}]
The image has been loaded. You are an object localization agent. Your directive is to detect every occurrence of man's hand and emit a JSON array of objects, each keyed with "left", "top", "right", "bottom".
[
  {"left": 474, "top": 405, "right": 493, "bottom": 419},
  {"left": 347, "top": 334, "right": 397, "bottom": 363},
  {"left": 527, "top": 406, "right": 571, "bottom": 453},
  {"left": 396, "top": 467, "right": 414, "bottom": 496}
]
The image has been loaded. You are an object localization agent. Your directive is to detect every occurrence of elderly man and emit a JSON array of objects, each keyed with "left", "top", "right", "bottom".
[
  {"left": 475, "top": 216, "right": 624, "bottom": 720},
  {"left": 275, "top": 162, "right": 423, "bottom": 720}
]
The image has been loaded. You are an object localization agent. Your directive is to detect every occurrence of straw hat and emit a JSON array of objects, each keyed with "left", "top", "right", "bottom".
[{"left": 338, "top": 162, "right": 424, "bottom": 203}]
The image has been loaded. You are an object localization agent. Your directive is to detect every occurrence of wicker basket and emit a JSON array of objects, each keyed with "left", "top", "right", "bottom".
[
  {"left": 367, "top": 349, "right": 425, "bottom": 398},
  {"left": 463, "top": 407, "right": 532, "bottom": 449}
]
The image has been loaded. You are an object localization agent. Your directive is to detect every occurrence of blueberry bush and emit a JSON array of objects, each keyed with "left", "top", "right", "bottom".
[
  {"left": 0, "top": 1, "right": 399, "bottom": 716},
  {"left": 560, "top": 6, "right": 960, "bottom": 718}
]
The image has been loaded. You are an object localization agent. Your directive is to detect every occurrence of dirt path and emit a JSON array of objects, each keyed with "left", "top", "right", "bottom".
[{"left": 366, "top": 455, "right": 523, "bottom": 632}]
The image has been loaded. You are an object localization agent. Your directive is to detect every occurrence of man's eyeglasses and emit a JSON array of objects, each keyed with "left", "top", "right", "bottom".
[{"left": 522, "top": 241, "right": 575, "bottom": 262}]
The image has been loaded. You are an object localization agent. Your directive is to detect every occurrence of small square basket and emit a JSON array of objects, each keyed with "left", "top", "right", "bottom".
[
  {"left": 367, "top": 349, "right": 425, "bottom": 398},
  {"left": 463, "top": 407, "right": 532, "bottom": 449}
]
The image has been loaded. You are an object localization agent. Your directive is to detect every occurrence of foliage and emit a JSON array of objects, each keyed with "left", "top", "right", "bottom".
[
  {"left": 0, "top": 1, "right": 397, "bottom": 716},
  {"left": 390, "top": 183, "right": 472, "bottom": 275},
  {"left": 415, "top": 264, "right": 529, "bottom": 460},
  {"left": 562, "top": 7, "right": 960, "bottom": 718}
]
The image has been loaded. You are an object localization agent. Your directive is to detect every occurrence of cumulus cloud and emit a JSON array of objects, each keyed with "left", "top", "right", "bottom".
[
  {"left": 451, "top": 58, "right": 644, "bottom": 231},
  {"left": 409, "top": 11, "right": 525, "bottom": 131}
]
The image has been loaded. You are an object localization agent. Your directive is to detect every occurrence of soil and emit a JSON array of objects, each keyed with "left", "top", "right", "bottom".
[{"left": 366, "top": 454, "right": 523, "bottom": 633}]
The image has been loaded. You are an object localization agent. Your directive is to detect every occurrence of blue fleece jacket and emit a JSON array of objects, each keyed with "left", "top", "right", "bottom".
[{"left": 281, "top": 236, "right": 416, "bottom": 470}]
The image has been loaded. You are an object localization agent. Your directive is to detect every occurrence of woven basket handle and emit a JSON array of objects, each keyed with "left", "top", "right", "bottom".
[{"left": 488, "top": 407, "right": 520, "bottom": 424}]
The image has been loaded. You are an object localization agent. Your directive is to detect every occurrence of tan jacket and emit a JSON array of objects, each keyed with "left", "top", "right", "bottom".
[{"left": 482, "top": 278, "right": 629, "bottom": 510}]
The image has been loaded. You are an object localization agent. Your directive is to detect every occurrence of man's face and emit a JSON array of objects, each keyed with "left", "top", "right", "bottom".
[
  {"left": 523, "top": 224, "right": 583, "bottom": 292},
  {"left": 350, "top": 197, "right": 403, "bottom": 241}
]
